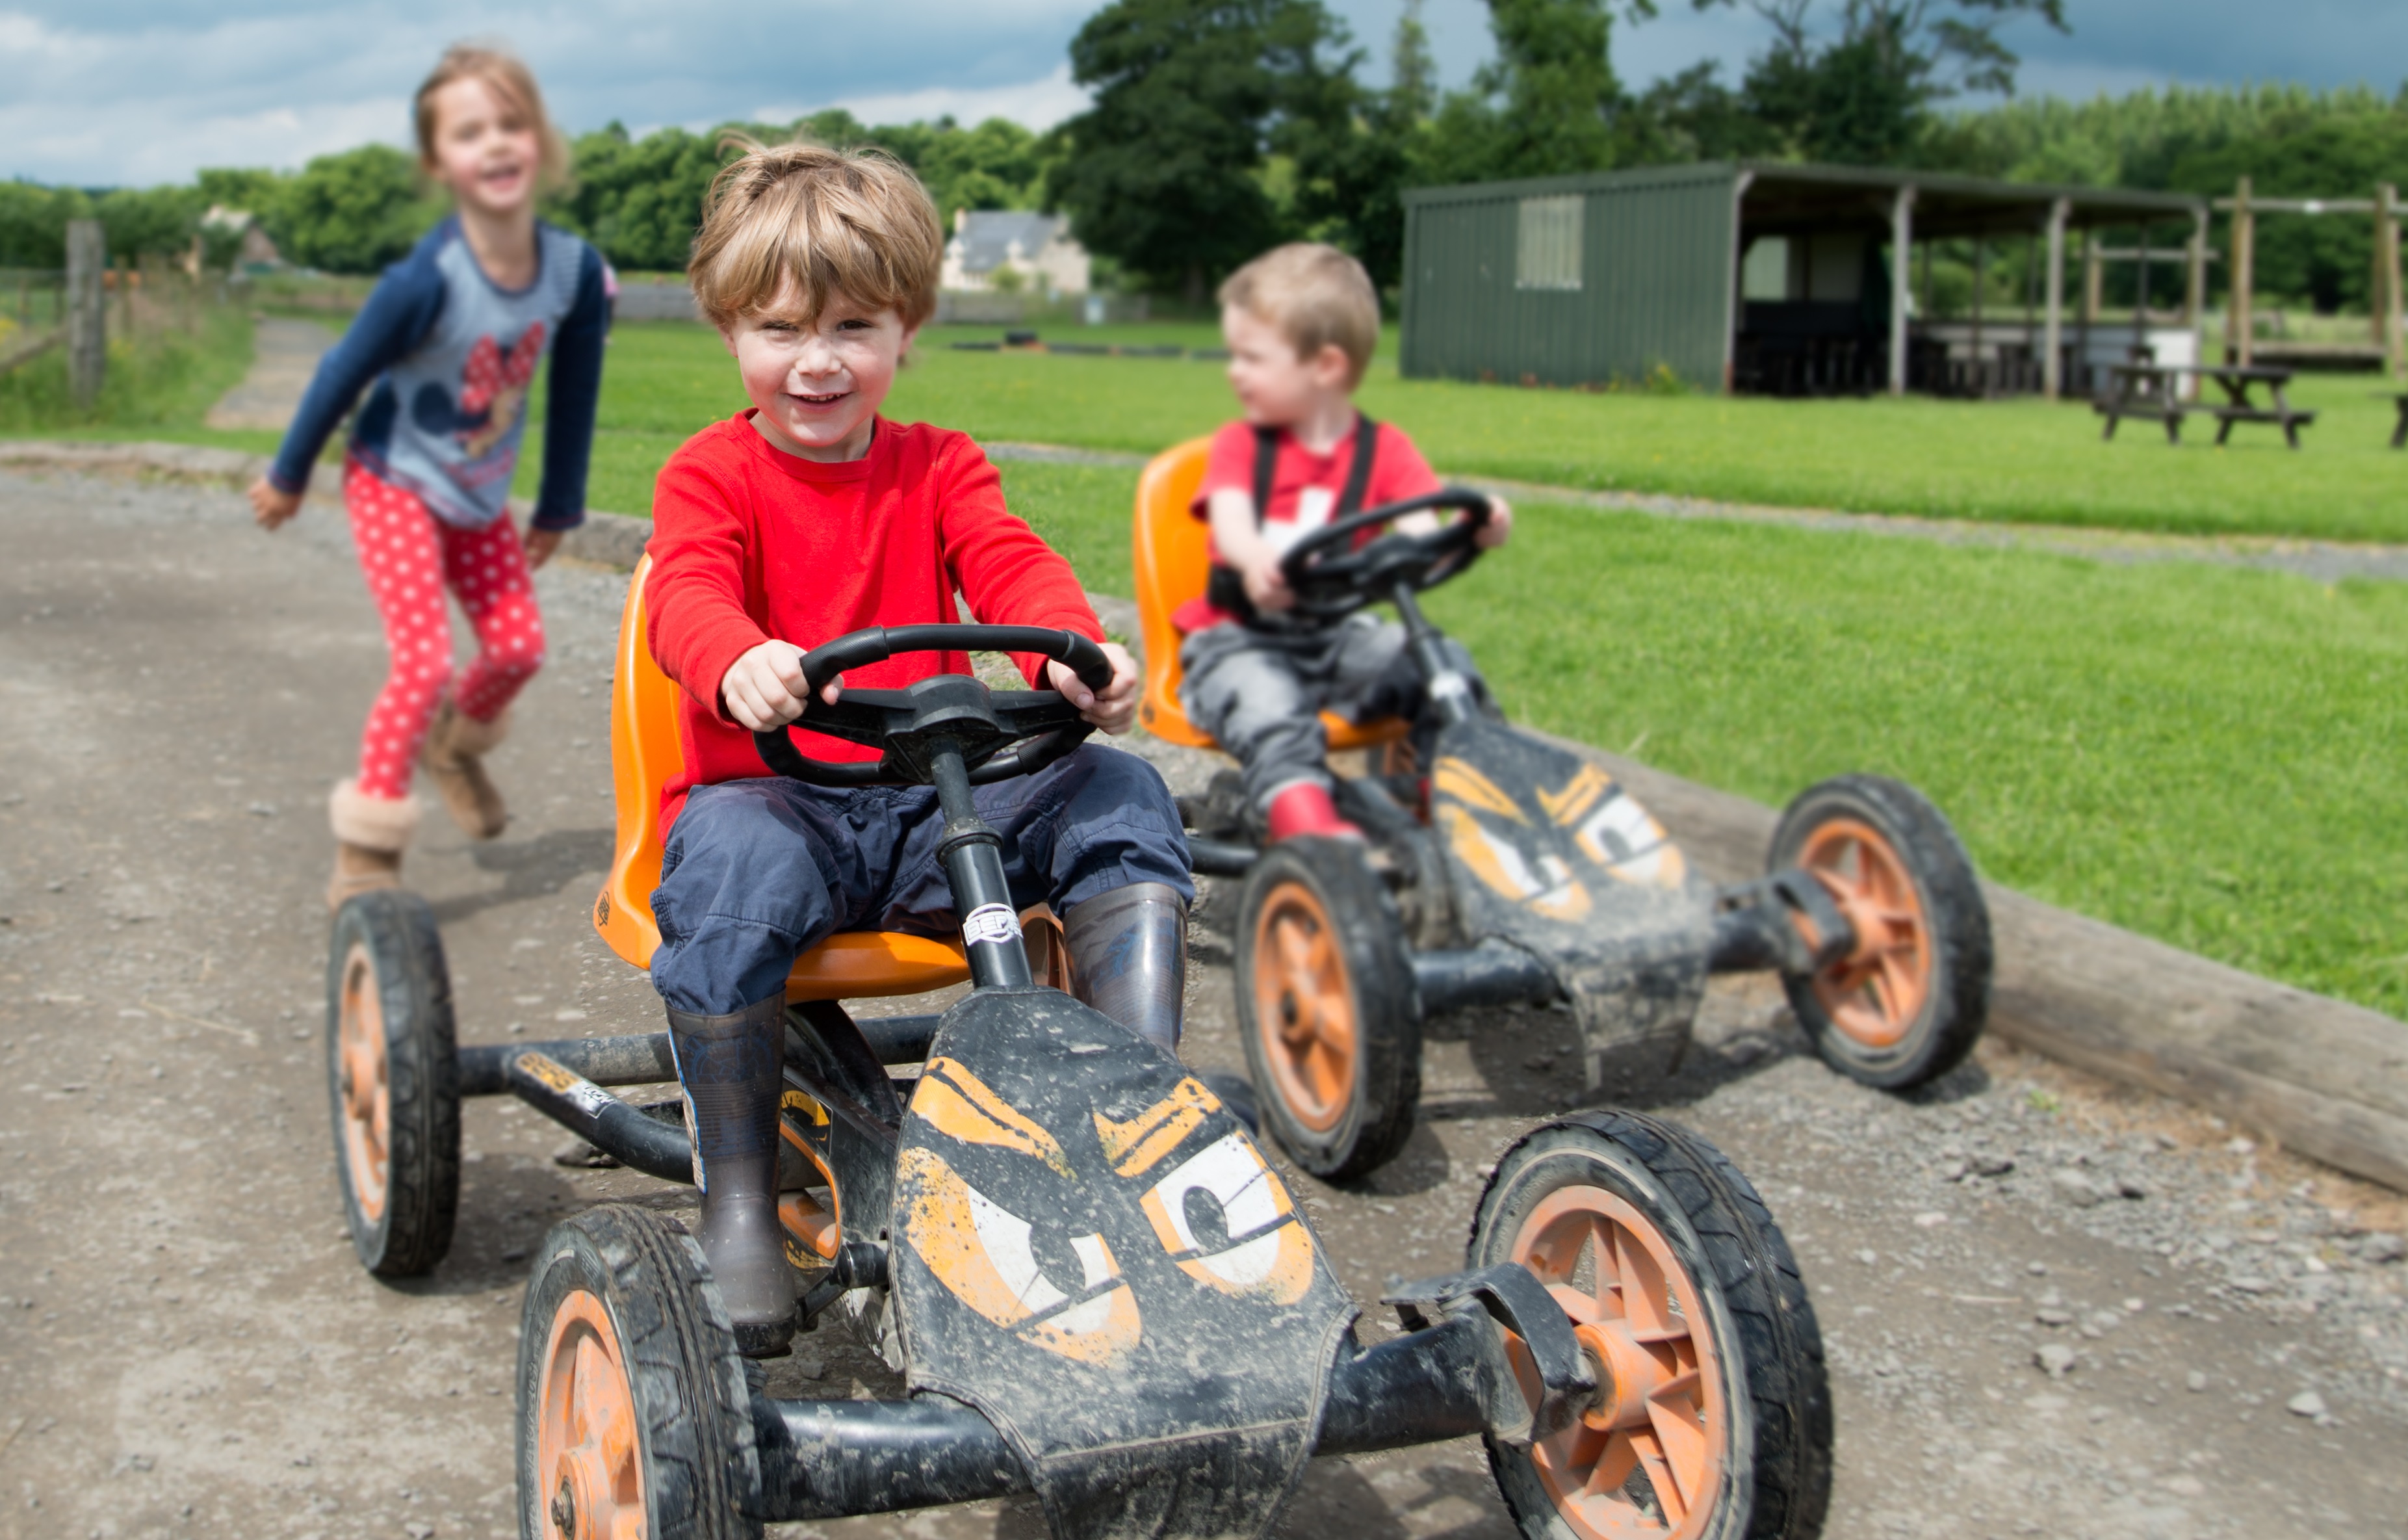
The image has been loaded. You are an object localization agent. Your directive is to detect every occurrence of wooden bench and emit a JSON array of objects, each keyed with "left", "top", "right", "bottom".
[{"left": 2098, "top": 363, "right": 2316, "bottom": 449}]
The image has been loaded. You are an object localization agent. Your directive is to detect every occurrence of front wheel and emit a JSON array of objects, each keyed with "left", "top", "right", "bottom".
[
  {"left": 1471, "top": 1114, "right": 1831, "bottom": 1540},
  {"left": 517, "top": 1205, "right": 761, "bottom": 1540},
  {"left": 1770, "top": 775, "right": 1991, "bottom": 1091},
  {"left": 1234, "top": 837, "right": 1421, "bottom": 1181},
  {"left": 326, "top": 889, "right": 460, "bottom": 1277}
]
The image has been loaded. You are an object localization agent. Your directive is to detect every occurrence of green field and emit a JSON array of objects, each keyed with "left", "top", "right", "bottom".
[
  {"left": 991, "top": 457, "right": 2408, "bottom": 1019},
  {"left": 544, "top": 319, "right": 2408, "bottom": 543},
  {"left": 0, "top": 305, "right": 262, "bottom": 446}
]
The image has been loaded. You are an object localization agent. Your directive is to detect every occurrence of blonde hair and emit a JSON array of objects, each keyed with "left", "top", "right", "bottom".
[
  {"left": 1219, "top": 243, "right": 1381, "bottom": 387},
  {"left": 413, "top": 44, "right": 569, "bottom": 189},
  {"left": 688, "top": 140, "right": 943, "bottom": 331}
]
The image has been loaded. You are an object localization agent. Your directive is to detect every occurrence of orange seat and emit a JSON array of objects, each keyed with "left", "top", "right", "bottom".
[
  {"left": 1133, "top": 438, "right": 1407, "bottom": 753},
  {"left": 591, "top": 555, "right": 972, "bottom": 1002}
]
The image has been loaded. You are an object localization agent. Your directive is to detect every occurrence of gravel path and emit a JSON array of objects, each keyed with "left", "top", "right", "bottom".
[
  {"left": 0, "top": 467, "right": 2402, "bottom": 1540},
  {"left": 201, "top": 319, "right": 333, "bottom": 433}
]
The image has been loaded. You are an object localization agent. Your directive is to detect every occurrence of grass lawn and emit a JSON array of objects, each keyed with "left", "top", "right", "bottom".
[
  {"left": 952, "top": 456, "right": 2408, "bottom": 1021},
  {"left": 0, "top": 306, "right": 269, "bottom": 452},
  {"left": 538, "top": 319, "right": 2408, "bottom": 544}
]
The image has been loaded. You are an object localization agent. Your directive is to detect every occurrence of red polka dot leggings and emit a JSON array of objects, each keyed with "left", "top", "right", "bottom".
[{"left": 346, "top": 458, "right": 547, "bottom": 800}]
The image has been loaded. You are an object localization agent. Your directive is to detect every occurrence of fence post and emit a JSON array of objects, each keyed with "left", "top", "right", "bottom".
[
  {"left": 2381, "top": 184, "right": 2403, "bottom": 379},
  {"left": 66, "top": 220, "right": 107, "bottom": 410}
]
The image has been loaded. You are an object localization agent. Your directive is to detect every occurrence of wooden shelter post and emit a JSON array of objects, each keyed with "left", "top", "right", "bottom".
[
  {"left": 2185, "top": 209, "right": 2208, "bottom": 326},
  {"left": 2231, "top": 176, "right": 2254, "bottom": 366},
  {"left": 2043, "top": 198, "right": 2069, "bottom": 400},
  {"left": 1889, "top": 184, "right": 1915, "bottom": 395},
  {"left": 2379, "top": 183, "right": 2402, "bottom": 378}
]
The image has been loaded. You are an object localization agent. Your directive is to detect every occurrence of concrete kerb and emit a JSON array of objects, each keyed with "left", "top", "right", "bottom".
[{"left": 10, "top": 439, "right": 2402, "bottom": 1186}]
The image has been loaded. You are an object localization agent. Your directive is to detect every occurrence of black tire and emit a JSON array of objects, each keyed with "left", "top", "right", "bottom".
[
  {"left": 1233, "top": 837, "right": 1421, "bottom": 1181},
  {"left": 517, "top": 1205, "right": 761, "bottom": 1540},
  {"left": 1770, "top": 774, "right": 1991, "bottom": 1091},
  {"left": 326, "top": 889, "right": 460, "bottom": 1277},
  {"left": 1471, "top": 1113, "right": 1831, "bottom": 1540},
  {"left": 1197, "top": 1069, "right": 1262, "bottom": 1138}
]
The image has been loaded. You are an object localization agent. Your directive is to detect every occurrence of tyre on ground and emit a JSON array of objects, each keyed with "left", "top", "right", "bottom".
[
  {"left": 1768, "top": 774, "right": 1992, "bottom": 1091},
  {"left": 517, "top": 1203, "right": 761, "bottom": 1540},
  {"left": 326, "top": 888, "right": 461, "bottom": 1277},
  {"left": 1470, "top": 1112, "right": 1832, "bottom": 1540},
  {"left": 1233, "top": 835, "right": 1421, "bottom": 1181}
]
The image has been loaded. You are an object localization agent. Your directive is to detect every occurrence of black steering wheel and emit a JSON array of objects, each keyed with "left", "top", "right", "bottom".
[
  {"left": 1277, "top": 488, "right": 1494, "bottom": 621},
  {"left": 751, "top": 624, "right": 1113, "bottom": 789}
]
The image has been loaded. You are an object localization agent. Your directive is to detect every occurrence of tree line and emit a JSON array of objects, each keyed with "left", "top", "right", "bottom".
[{"left": 5, "top": 0, "right": 2404, "bottom": 317}]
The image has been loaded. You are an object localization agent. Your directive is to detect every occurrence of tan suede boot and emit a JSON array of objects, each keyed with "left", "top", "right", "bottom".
[
  {"left": 328, "top": 779, "right": 419, "bottom": 911},
  {"left": 420, "top": 700, "right": 509, "bottom": 840}
]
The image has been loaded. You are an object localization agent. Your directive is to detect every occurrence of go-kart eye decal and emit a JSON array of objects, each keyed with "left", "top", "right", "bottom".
[
  {"left": 1093, "top": 1076, "right": 1224, "bottom": 1179},
  {"left": 1435, "top": 758, "right": 1527, "bottom": 823},
  {"left": 1439, "top": 803, "right": 1595, "bottom": 922},
  {"left": 897, "top": 1145, "right": 1143, "bottom": 1366},
  {"left": 1138, "top": 1132, "right": 1315, "bottom": 1304},
  {"left": 913, "top": 1056, "right": 1075, "bottom": 1179},
  {"left": 1540, "top": 764, "right": 1687, "bottom": 887}
]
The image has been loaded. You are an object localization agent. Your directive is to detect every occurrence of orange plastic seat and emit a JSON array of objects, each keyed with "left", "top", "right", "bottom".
[
  {"left": 591, "top": 555, "right": 972, "bottom": 1002},
  {"left": 1133, "top": 438, "right": 1407, "bottom": 753}
]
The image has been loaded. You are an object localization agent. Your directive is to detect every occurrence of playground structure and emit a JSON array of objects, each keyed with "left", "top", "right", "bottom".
[{"left": 2221, "top": 176, "right": 2405, "bottom": 374}]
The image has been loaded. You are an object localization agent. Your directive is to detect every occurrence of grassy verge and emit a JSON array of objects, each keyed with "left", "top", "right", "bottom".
[
  {"left": 0, "top": 306, "right": 262, "bottom": 445},
  {"left": 542, "top": 319, "right": 2408, "bottom": 543},
  {"left": 972, "top": 457, "right": 2408, "bottom": 1020}
]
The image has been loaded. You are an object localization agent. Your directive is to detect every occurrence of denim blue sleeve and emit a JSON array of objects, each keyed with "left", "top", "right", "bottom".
[
  {"left": 530, "top": 244, "right": 611, "bottom": 530},
  {"left": 266, "top": 250, "right": 447, "bottom": 495}
]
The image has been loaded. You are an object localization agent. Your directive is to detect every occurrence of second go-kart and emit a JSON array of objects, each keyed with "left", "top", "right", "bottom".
[
  {"left": 322, "top": 559, "right": 1833, "bottom": 1539},
  {"left": 1133, "top": 439, "right": 1995, "bottom": 1179}
]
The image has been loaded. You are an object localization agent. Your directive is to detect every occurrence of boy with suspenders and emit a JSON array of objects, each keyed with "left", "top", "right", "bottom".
[{"left": 1175, "top": 244, "right": 1513, "bottom": 840}]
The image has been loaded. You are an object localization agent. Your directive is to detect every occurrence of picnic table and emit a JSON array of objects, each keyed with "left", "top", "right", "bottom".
[{"left": 2095, "top": 363, "right": 2318, "bottom": 449}]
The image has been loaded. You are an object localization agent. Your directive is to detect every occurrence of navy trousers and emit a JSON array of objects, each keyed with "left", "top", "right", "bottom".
[{"left": 649, "top": 744, "right": 1192, "bottom": 1015}]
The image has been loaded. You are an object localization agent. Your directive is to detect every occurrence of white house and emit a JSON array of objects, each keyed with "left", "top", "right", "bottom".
[{"left": 941, "top": 210, "right": 1091, "bottom": 296}]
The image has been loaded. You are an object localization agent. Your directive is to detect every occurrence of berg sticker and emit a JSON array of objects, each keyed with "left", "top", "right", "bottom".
[{"left": 961, "top": 903, "right": 1023, "bottom": 949}]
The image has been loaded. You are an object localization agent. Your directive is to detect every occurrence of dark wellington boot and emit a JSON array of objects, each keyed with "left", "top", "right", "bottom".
[
  {"left": 666, "top": 995, "right": 796, "bottom": 1358},
  {"left": 1065, "top": 881, "right": 1189, "bottom": 1055}
]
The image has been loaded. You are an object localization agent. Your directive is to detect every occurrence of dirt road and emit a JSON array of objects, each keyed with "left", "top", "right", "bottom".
[{"left": 1, "top": 468, "right": 2403, "bottom": 1540}]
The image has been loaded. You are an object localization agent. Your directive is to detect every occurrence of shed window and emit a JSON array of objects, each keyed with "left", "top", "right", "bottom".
[{"left": 1516, "top": 196, "right": 1584, "bottom": 291}]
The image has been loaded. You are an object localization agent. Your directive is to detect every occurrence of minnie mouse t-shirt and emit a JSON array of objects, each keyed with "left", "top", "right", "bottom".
[{"left": 267, "top": 216, "right": 610, "bottom": 532}]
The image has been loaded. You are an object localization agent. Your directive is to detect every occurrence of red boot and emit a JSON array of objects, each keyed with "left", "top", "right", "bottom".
[{"left": 1264, "top": 781, "right": 1363, "bottom": 842}]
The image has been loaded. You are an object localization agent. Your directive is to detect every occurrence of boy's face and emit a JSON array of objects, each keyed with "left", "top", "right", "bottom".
[
  {"left": 1222, "top": 304, "right": 1353, "bottom": 426},
  {"left": 723, "top": 279, "right": 917, "bottom": 462}
]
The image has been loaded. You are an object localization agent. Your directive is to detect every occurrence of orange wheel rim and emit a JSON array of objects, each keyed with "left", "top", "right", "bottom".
[
  {"left": 336, "top": 941, "right": 391, "bottom": 1222},
  {"left": 1797, "top": 818, "right": 1930, "bottom": 1050},
  {"left": 1250, "top": 879, "right": 1356, "bottom": 1134},
  {"left": 1511, "top": 1186, "right": 1726, "bottom": 1540},
  {"left": 536, "top": 1288, "right": 647, "bottom": 1540}
]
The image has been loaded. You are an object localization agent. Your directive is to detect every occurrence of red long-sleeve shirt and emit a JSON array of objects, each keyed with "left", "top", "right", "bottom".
[{"left": 645, "top": 413, "right": 1101, "bottom": 828}]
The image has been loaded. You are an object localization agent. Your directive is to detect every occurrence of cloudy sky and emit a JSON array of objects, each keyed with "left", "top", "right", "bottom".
[{"left": 3, "top": 0, "right": 2403, "bottom": 188}]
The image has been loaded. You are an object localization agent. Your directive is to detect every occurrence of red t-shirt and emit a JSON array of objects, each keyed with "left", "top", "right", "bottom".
[
  {"left": 1174, "top": 415, "right": 1442, "bottom": 631},
  {"left": 646, "top": 413, "right": 1101, "bottom": 828}
]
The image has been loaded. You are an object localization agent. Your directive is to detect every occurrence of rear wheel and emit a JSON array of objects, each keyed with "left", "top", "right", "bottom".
[
  {"left": 1770, "top": 775, "right": 1991, "bottom": 1091},
  {"left": 326, "top": 889, "right": 459, "bottom": 1277},
  {"left": 518, "top": 1205, "right": 760, "bottom": 1540},
  {"left": 1234, "top": 837, "right": 1420, "bottom": 1181},
  {"left": 1471, "top": 1114, "right": 1831, "bottom": 1540}
]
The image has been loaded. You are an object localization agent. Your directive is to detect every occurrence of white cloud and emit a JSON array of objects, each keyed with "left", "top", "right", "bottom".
[{"left": 755, "top": 61, "right": 1090, "bottom": 133}]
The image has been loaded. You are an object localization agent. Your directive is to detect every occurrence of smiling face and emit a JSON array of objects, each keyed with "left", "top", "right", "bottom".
[
  {"left": 1221, "top": 305, "right": 1353, "bottom": 428},
  {"left": 724, "top": 278, "right": 917, "bottom": 462},
  {"left": 421, "top": 75, "right": 541, "bottom": 220}
]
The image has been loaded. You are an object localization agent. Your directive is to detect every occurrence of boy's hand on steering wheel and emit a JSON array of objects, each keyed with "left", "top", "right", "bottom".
[
  {"left": 1475, "top": 494, "right": 1514, "bottom": 549},
  {"left": 1238, "top": 548, "right": 1293, "bottom": 612},
  {"left": 1047, "top": 641, "right": 1140, "bottom": 736},
  {"left": 721, "top": 640, "right": 841, "bottom": 732}
]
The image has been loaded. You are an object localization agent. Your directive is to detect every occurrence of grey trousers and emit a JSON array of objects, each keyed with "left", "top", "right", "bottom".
[{"left": 1179, "top": 616, "right": 1473, "bottom": 811}]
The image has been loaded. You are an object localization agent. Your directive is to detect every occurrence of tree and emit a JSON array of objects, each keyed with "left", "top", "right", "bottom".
[
  {"left": 1693, "top": 0, "right": 2069, "bottom": 164},
  {"left": 549, "top": 123, "right": 740, "bottom": 272},
  {"left": 0, "top": 181, "right": 92, "bottom": 268},
  {"left": 1412, "top": 0, "right": 1650, "bottom": 188},
  {"left": 1286, "top": 2, "right": 1433, "bottom": 289},
  {"left": 268, "top": 144, "right": 443, "bottom": 274},
  {"left": 1047, "top": 0, "right": 1356, "bottom": 302}
]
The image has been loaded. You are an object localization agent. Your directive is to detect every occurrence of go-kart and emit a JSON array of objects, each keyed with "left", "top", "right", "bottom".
[
  {"left": 320, "top": 556, "right": 1835, "bottom": 1539},
  {"left": 1133, "top": 439, "right": 1995, "bottom": 1179}
]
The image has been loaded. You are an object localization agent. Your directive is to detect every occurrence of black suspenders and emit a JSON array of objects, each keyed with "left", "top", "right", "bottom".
[{"left": 1210, "top": 415, "right": 1380, "bottom": 626}]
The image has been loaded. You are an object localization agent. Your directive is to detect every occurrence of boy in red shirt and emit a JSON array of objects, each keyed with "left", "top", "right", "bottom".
[
  {"left": 1178, "top": 244, "right": 1511, "bottom": 839},
  {"left": 645, "top": 142, "right": 1191, "bottom": 1356}
]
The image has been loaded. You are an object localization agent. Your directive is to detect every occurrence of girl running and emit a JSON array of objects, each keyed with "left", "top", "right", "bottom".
[{"left": 250, "top": 43, "right": 608, "bottom": 907}]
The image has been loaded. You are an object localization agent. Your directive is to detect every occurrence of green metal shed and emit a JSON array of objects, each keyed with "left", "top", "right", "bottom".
[
  {"left": 1401, "top": 164, "right": 1739, "bottom": 391},
  {"left": 1401, "top": 161, "right": 2206, "bottom": 397}
]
